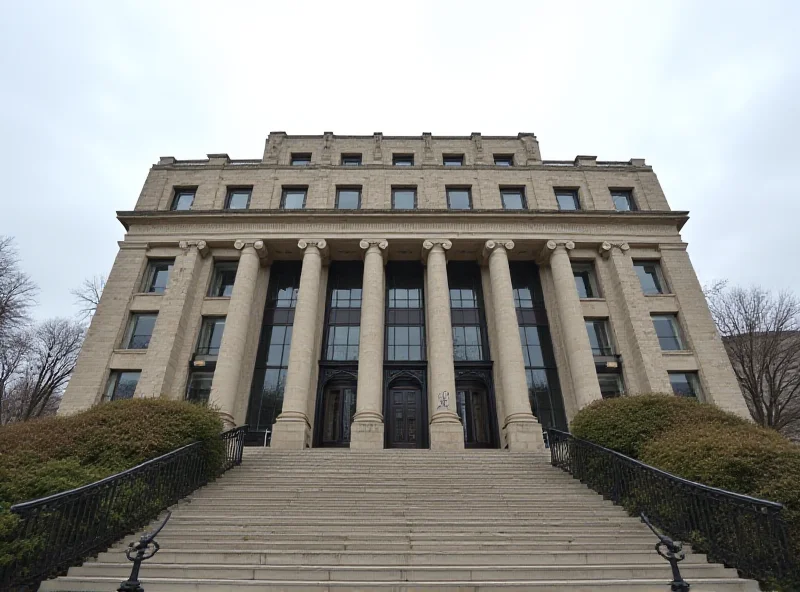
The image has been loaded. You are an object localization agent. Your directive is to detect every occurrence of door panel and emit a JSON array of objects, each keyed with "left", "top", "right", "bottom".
[
  {"left": 387, "top": 387, "right": 422, "bottom": 448},
  {"left": 456, "top": 384, "right": 493, "bottom": 448},
  {"left": 320, "top": 384, "right": 356, "bottom": 446}
]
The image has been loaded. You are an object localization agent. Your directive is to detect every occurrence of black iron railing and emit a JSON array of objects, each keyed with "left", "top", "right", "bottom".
[
  {"left": 548, "top": 428, "right": 796, "bottom": 587},
  {"left": 0, "top": 425, "right": 247, "bottom": 590}
]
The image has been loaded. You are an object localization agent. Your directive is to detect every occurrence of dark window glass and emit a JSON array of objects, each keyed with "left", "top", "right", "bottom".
[
  {"left": 209, "top": 262, "right": 238, "bottom": 297},
  {"left": 494, "top": 155, "right": 513, "bottom": 166},
  {"left": 105, "top": 371, "right": 140, "bottom": 401},
  {"left": 653, "top": 314, "right": 684, "bottom": 350},
  {"left": 143, "top": 260, "right": 173, "bottom": 293},
  {"left": 448, "top": 262, "right": 487, "bottom": 362},
  {"left": 281, "top": 188, "right": 306, "bottom": 209},
  {"left": 452, "top": 326, "right": 483, "bottom": 361},
  {"left": 670, "top": 372, "right": 701, "bottom": 398},
  {"left": 389, "top": 287, "right": 421, "bottom": 309},
  {"left": 326, "top": 326, "right": 361, "bottom": 360},
  {"left": 572, "top": 263, "right": 599, "bottom": 299},
  {"left": 447, "top": 188, "right": 471, "bottom": 210},
  {"left": 501, "top": 188, "right": 525, "bottom": 210},
  {"left": 225, "top": 188, "right": 251, "bottom": 210},
  {"left": 324, "top": 262, "right": 363, "bottom": 361},
  {"left": 341, "top": 154, "right": 362, "bottom": 166},
  {"left": 290, "top": 153, "right": 311, "bottom": 166},
  {"left": 171, "top": 189, "right": 195, "bottom": 211},
  {"left": 392, "top": 188, "right": 416, "bottom": 209},
  {"left": 598, "top": 374, "right": 625, "bottom": 398},
  {"left": 449, "top": 287, "right": 479, "bottom": 309},
  {"left": 393, "top": 154, "right": 414, "bottom": 166},
  {"left": 386, "top": 262, "right": 426, "bottom": 362},
  {"left": 635, "top": 261, "right": 668, "bottom": 295},
  {"left": 125, "top": 314, "right": 157, "bottom": 349},
  {"left": 612, "top": 190, "right": 636, "bottom": 211},
  {"left": 197, "top": 317, "right": 225, "bottom": 355},
  {"left": 586, "top": 319, "right": 613, "bottom": 356},
  {"left": 336, "top": 188, "right": 361, "bottom": 210},
  {"left": 387, "top": 326, "right": 423, "bottom": 361},
  {"left": 186, "top": 371, "right": 214, "bottom": 404},
  {"left": 555, "top": 190, "right": 580, "bottom": 211},
  {"left": 443, "top": 154, "right": 464, "bottom": 166}
]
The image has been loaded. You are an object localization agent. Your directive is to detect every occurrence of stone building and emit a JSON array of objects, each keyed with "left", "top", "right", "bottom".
[{"left": 59, "top": 132, "right": 750, "bottom": 450}]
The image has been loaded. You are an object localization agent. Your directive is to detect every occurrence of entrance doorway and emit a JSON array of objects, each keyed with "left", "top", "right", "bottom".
[
  {"left": 319, "top": 382, "right": 356, "bottom": 446},
  {"left": 456, "top": 383, "right": 493, "bottom": 448},
  {"left": 386, "top": 386, "right": 423, "bottom": 448}
]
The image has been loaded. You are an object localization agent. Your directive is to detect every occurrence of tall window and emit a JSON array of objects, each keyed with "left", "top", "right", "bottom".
[
  {"left": 281, "top": 187, "right": 307, "bottom": 209},
  {"left": 386, "top": 263, "right": 425, "bottom": 361},
  {"left": 501, "top": 188, "right": 526, "bottom": 210},
  {"left": 511, "top": 262, "right": 567, "bottom": 433},
  {"left": 634, "top": 261, "right": 669, "bottom": 295},
  {"left": 208, "top": 262, "right": 238, "bottom": 297},
  {"left": 171, "top": 188, "right": 195, "bottom": 211},
  {"left": 290, "top": 153, "right": 311, "bottom": 166},
  {"left": 447, "top": 187, "right": 472, "bottom": 210},
  {"left": 555, "top": 189, "right": 580, "bottom": 211},
  {"left": 324, "top": 262, "right": 363, "bottom": 361},
  {"left": 104, "top": 371, "right": 140, "bottom": 401},
  {"left": 448, "top": 263, "right": 487, "bottom": 361},
  {"left": 197, "top": 317, "right": 225, "bottom": 355},
  {"left": 142, "top": 259, "right": 173, "bottom": 293},
  {"left": 247, "top": 262, "right": 301, "bottom": 440},
  {"left": 225, "top": 187, "right": 252, "bottom": 210},
  {"left": 585, "top": 319, "right": 614, "bottom": 356},
  {"left": 392, "top": 187, "right": 416, "bottom": 210},
  {"left": 573, "top": 263, "right": 600, "bottom": 299},
  {"left": 124, "top": 313, "right": 157, "bottom": 349},
  {"left": 612, "top": 190, "right": 637, "bottom": 211},
  {"left": 652, "top": 314, "right": 685, "bottom": 350},
  {"left": 335, "top": 187, "right": 361, "bottom": 210}
]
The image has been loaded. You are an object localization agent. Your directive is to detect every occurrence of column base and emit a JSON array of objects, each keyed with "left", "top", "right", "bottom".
[
  {"left": 270, "top": 416, "right": 311, "bottom": 449},
  {"left": 504, "top": 420, "right": 546, "bottom": 453},
  {"left": 350, "top": 420, "right": 385, "bottom": 449},
  {"left": 430, "top": 421, "right": 465, "bottom": 450}
]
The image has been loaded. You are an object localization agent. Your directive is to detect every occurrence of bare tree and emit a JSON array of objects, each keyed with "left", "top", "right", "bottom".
[
  {"left": 706, "top": 281, "right": 800, "bottom": 438},
  {"left": 0, "top": 236, "right": 38, "bottom": 338},
  {"left": 71, "top": 274, "right": 105, "bottom": 321}
]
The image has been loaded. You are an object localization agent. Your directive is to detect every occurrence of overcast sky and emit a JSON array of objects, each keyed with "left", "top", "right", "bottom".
[{"left": 1, "top": 0, "right": 798, "bottom": 320}]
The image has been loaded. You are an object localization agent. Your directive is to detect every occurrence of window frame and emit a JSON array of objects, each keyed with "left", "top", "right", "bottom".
[
  {"left": 443, "top": 154, "right": 465, "bottom": 166},
  {"left": 585, "top": 318, "right": 614, "bottom": 356},
  {"left": 290, "top": 153, "right": 312, "bottom": 166},
  {"left": 446, "top": 186, "right": 473, "bottom": 210},
  {"left": 391, "top": 186, "right": 417, "bottom": 210},
  {"left": 611, "top": 189, "right": 638, "bottom": 212},
  {"left": 554, "top": 189, "right": 581, "bottom": 211},
  {"left": 572, "top": 262, "right": 600, "bottom": 299},
  {"left": 598, "top": 373, "right": 625, "bottom": 398},
  {"left": 500, "top": 186, "right": 526, "bottom": 210},
  {"left": 170, "top": 187, "right": 196, "bottom": 211},
  {"left": 141, "top": 259, "right": 174, "bottom": 294},
  {"left": 392, "top": 154, "right": 414, "bottom": 166},
  {"left": 634, "top": 260, "right": 670, "bottom": 295},
  {"left": 186, "top": 370, "right": 214, "bottom": 404},
  {"left": 335, "top": 186, "right": 362, "bottom": 210},
  {"left": 208, "top": 261, "right": 238, "bottom": 298},
  {"left": 104, "top": 370, "right": 141, "bottom": 401},
  {"left": 280, "top": 186, "right": 308, "bottom": 210},
  {"left": 196, "top": 316, "right": 226, "bottom": 356},
  {"left": 669, "top": 371, "right": 703, "bottom": 398},
  {"left": 493, "top": 154, "right": 514, "bottom": 166},
  {"left": 652, "top": 314, "right": 686, "bottom": 351},
  {"left": 124, "top": 313, "right": 157, "bottom": 350},
  {"left": 224, "top": 186, "right": 252, "bottom": 210},
  {"left": 340, "top": 153, "right": 362, "bottom": 166}
]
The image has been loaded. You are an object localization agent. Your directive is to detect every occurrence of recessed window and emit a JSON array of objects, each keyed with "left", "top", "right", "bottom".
[
  {"left": 336, "top": 187, "right": 361, "bottom": 210},
  {"left": 443, "top": 154, "right": 464, "bottom": 166},
  {"left": 142, "top": 259, "right": 174, "bottom": 294},
  {"left": 341, "top": 153, "right": 362, "bottom": 166},
  {"left": 208, "top": 261, "right": 238, "bottom": 297},
  {"left": 653, "top": 314, "right": 685, "bottom": 351},
  {"left": 669, "top": 372, "right": 702, "bottom": 398},
  {"left": 281, "top": 187, "right": 307, "bottom": 209},
  {"left": 611, "top": 190, "right": 637, "bottom": 211},
  {"left": 171, "top": 188, "right": 195, "bottom": 211},
  {"left": 448, "top": 263, "right": 487, "bottom": 362},
  {"left": 392, "top": 187, "right": 416, "bottom": 210},
  {"left": 393, "top": 154, "right": 414, "bottom": 166},
  {"left": 555, "top": 189, "right": 580, "bottom": 211},
  {"left": 585, "top": 319, "right": 614, "bottom": 356},
  {"left": 197, "top": 317, "right": 226, "bottom": 355},
  {"left": 186, "top": 371, "right": 214, "bottom": 404},
  {"left": 225, "top": 187, "right": 251, "bottom": 210},
  {"left": 598, "top": 374, "right": 625, "bottom": 398},
  {"left": 124, "top": 313, "right": 157, "bottom": 350},
  {"left": 290, "top": 153, "right": 311, "bottom": 166},
  {"left": 634, "top": 261, "right": 669, "bottom": 295},
  {"left": 573, "top": 263, "right": 600, "bottom": 299},
  {"left": 104, "top": 371, "right": 140, "bottom": 401},
  {"left": 494, "top": 154, "right": 514, "bottom": 166},
  {"left": 447, "top": 187, "right": 472, "bottom": 210},
  {"left": 501, "top": 187, "right": 526, "bottom": 210}
]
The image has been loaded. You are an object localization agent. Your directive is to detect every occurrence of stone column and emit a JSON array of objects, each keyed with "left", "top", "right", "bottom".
[
  {"left": 484, "top": 240, "right": 544, "bottom": 452},
  {"left": 271, "top": 239, "right": 327, "bottom": 449},
  {"left": 209, "top": 239, "right": 266, "bottom": 429},
  {"left": 422, "top": 239, "right": 464, "bottom": 450},
  {"left": 545, "top": 240, "right": 602, "bottom": 409},
  {"left": 351, "top": 239, "right": 388, "bottom": 449}
]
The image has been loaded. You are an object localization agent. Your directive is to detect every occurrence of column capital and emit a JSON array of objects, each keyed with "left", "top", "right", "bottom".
[
  {"left": 539, "top": 239, "right": 575, "bottom": 262},
  {"left": 359, "top": 239, "right": 389, "bottom": 262},
  {"left": 482, "top": 239, "right": 514, "bottom": 262},
  {"left": 234, "top": 239, "right": 268, "bottom": 263},
  {"left": 178, "top": 240, "right": 210, "bottom": 258},
  {"left": 422, "top": 239, "right": 452, "bottom": 263},
  {"left": 298, "top": 239, "right": 329, "bottom": 263},
  {"left": 598, "top": 241, "right": 630, "bottom": 259}
]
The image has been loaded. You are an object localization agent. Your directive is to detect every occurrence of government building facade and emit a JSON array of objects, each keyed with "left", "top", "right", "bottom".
[{"left": 59, "top": 132, "right": 750, "bottom": 450}]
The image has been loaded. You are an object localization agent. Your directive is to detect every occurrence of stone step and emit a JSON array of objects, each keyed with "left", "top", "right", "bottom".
[{"left": 153, "top": 525, "right": 652, "bottom": 536}]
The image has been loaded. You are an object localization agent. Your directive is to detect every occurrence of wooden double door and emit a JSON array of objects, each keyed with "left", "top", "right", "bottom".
[{"left": 386, "top": 386, "right": 424, "bottom": 448}]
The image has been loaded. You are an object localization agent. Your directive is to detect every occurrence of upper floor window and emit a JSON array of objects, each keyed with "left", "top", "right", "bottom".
[
  {"left": 386, "top": 262, "right": 426, "bottom": 362},
  {"left": 281, "top": 187, "right": 307, "bottom": 209},
  {"left": 336, "top": 187, "right": 361, "bottom": 210},
  {"left": 104, "top": 370, "right": 140, "bottom": 401},
  {"left": 612, "top": 190, "right": 637, "bottom": 211},
  {"left": 555, "top": 189, "right": 580, "bottom": 211},
  {"left": 393, "top": 154, "right": 414, "bottom": 166},
  {"left": 171, "top": 188, "right": 195, "bottom": 211},
  {"left": 669, "top": 372, "right": 702, "bottom": 398},
  {"left": 494, "top": 154, "right": 514, "bottom": 166},
  {"left": 124, "top": 313, "right": 157, "bottom": 349},
  {"left": 197, "top": 317, "right": 225, "bottom": 355},
  {"left": 652, "top": 314, "right": 685, "bottom": 351},
  {"left": 634, "top": 261, "right": 669, "bottom": 295},
  {"left": 585, "top": 319, "right": 614, "bottom": 356},
  {"left": 142, "top": 259, "right": 173, "bottom": 294},
  {"left": 225, "top": 187, "right": 252, "bottom": 210},
  {"left": 447, "top": 187, "right": 472, "bottom": 210},
  {"left": 325, "top": 262, "right": 363, "bottom": 361},
  {"left": 208, "top": 261, "right": 238, "bottom": 297},
  {"left": 501, "top": 187, "right": 526, "bottom": 210},
  {"left": 290, "top": 153, "right": 311, "bottom": 166},
  {"left": 341, "top": 153, "right": 362, "bottom": 166},
  {"left": 573, "top": 263, "right": 600, "bottom": 299},
  {"left": 443, "top": 154, "right": 464, "bottom": 166},
  {"left": 392, "top": 187, "right": 416, "bottom": 210}
]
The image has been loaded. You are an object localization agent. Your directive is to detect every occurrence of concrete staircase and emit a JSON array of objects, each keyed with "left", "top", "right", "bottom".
[{"left": 41, "top": 449, "right": 759, "bottom": 591}]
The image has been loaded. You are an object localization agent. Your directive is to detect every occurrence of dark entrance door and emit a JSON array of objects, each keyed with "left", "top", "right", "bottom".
[
  {"left": 319, "top": 383, "right": 356, "bottom": 446},
  {"left": 456, "top": 383, "right": 493, "bottom": 448},
  {"left": 387, "top": 387, "right": 422, "bottom": 448}
]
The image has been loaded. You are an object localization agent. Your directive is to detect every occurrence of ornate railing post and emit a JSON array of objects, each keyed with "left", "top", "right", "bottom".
[
  {"left": 641, "top": 512, "right": 690, "bottom": 591},
  {"left": 117, "top": 511, "right": 171, "bottom": 592}
]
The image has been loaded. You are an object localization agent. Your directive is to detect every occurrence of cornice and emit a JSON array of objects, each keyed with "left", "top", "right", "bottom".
[{"left": 151, "top": 162, "right": 653, "bottom": 173}]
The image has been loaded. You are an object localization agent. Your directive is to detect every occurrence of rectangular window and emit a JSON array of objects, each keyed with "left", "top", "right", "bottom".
[
  {"left": 634, "top": 261, "right": 669, "bottom": 295},
  {"left": 171, "top": 188, "right": 195, "bottom": 211},
  {"left": 652, "top": 314, "right": 685, "bottom": 351},
  {"left": 447, "top": 187, "right": 472, "bottom": 210},
  {"left": 612, "top": 190, "right": 637, "bottom": 211},
  {"left": 494, "top": 154, "right": 514, "bottom": 166},
  {"left": 142, "top": 259, "right": 174, "bottom": 294},
  {"left": 225, "top": 187, "right": 252, "bottom": 210},
  {"left": 448, "top": 262, "right": 487, "bottom": 362},
  {"left": 124, "top": 313, "right": 157, "bottom": 349},
  {"left": 336, "top": 187, "right": 361, "bottom": 210},
  {"left": 186, "top": 371, "right": 214, "bottom": 404},
  {"left": 326, "top": 325, "right": 360, "bottom": 361},
  {"left": 572, "top": 263, "right": 599, "bottom": 299},
  {"left": 585, "top": 319, "right": 614, "bottom": 356},
  {"left": 281, "top": 187, "right": 307, "bottom": 209},
  {"left": 392, "top": 187, "right": 416, "bottom": 210},
  {"left": 197, "top": 317, "right": 226, "bottom": 355},
  {"left": 452, "top": 325, "right": 484, "bottom": 361},
  {"left": 598, "top": 374, "right": 625, "bottom": 398},
  {"left": 392, "top": 154, "right": 414, "bottom": 166},
  {"left": 386, "top": 262, "right": 426, "bottom": 362},
  {"left": 443, "top": 154, "right": 464, "bottom": 166},
  {"left": 501, "top": 187, "right": 526, "bottom": 210},
  {"left": 669, "top": 372, "right": 702, "bottom": 398},
  {"left": 290, "top": 153, "right": 311, "bottom": 166},
  {"left": 208, "top": 261, "right": 238, "bottom": 297},
  {"left": 104, "top": 370, "right": 140, "bottom": 401},
  {"left": 341, "top": 153, "right": 362, "bottom": 166},
  {"left": 324, "top": 262, "right": 362, "bottom": 361},
  {"left": 555, "top": 189, "right": 580, "bottom": 211},
  {"left": 386, "top": 326, "right": 423, "bottom": 361}
]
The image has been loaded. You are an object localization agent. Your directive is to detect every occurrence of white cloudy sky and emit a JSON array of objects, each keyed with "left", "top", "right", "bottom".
[{"left": 1, "top": 0, "right": 798, "bottom": 320}]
